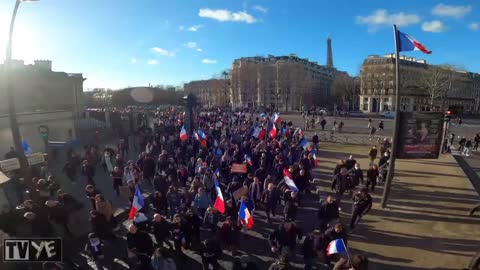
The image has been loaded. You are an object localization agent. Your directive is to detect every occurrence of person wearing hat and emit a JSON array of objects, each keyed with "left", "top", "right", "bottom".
[
  {"left": 350, "top": 188, "right": 372, "bottom": 230},
  {"left": 302, "top": 230, "right": 329, "bottom": 270}
]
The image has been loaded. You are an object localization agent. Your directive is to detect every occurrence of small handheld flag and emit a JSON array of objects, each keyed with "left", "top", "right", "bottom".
[
  {"left": 179, "top": 126, "right": 188, "bottom": 142},
  {"left": 283, "top": 168, "right": 299, "bottom": 192},
  {"left": 270, "top": 124, "right": 278, "bottom": 138},
  {"left": 128, "top": 185, "right": 145, "bottom": 219},
  {"left": 326, "top": 239, "right": 349, "bottom": 256},
  {"left": 245, "top": 155, "right": 254, "bottom": 166},
  {"left": 312, "top": 149, "right": 319, "bottom": 166},
  {"left": 214, "top": 179, "right": 225, "bottom": 214},
  {"left": 273, "top": 113, "right": 283, "bottom": 124},
  {"left": 299, "top": 138, "right": 310, "bottom": 149},
  {"left": 239, "top": 200, "right": 254, "bottom": 229}
]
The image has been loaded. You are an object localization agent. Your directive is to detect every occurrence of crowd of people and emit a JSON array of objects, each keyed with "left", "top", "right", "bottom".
[{"left": 1, "top": 107, "right": 379, "bottom": 270}]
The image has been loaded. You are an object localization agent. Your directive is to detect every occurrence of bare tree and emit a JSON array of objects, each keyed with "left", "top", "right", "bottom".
[
  {"left": 332, "top": 73, "right": 360, "bottom": 110},
  {"left": 422, "top": 67, "right": 450, "bottom": 111}
]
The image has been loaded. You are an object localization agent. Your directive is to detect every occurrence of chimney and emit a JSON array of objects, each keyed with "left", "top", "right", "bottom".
[
  {"left": 326, "top": 37, "right": 334, "bottom": 69},
  {"left": 34, "top": 60, "right": 52, "bottom": 71}
]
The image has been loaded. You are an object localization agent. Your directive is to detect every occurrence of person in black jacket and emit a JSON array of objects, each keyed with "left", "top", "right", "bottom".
[
  {"left": 350, "top": 188, "right": 373, "bottom": 229},
  {"left": 45, "top": 200, "right": 72, "bottom": 237},
  {"left": 84, "top": 233, "right": 106, "bottom": 270},
  {"left": 366, "top": 165, "right": 379, "bottom": 192},
  {"left": 368, "top": 146, "right": 377, "bottom": 165},
  {"left": 199, "top": 239, "right": 222, "bottom": 270},
  {"left": 302, "top": 230, "right": 329, "bottom": 270},
  {"left": 331, "top": 168, "right": 351, "bottom": 208},
  {"left": 219, "top": 216, "right": 241, "bottom": 256},
  {"left": 325, "top": 223, "right": 348, "bottom": 246},
  {"left": 283, "top": 191, "right": 300, "bottom": 222},
  {"left": 261, "top": 183, "right": 280, "bottom": 223},
  {"left": 127, "top": 224, "right": 154, "bottom": 270},
  {"left": 344, "top": 155, "right": 356, "bottom": 170},
  {"left": 269, "top": 220, "right": 303, "bottom": 258},
  {"left": 317, "top": 196, "right": 340, "bottom": 232},
  {"left": 152, "top": 214, "right": 173, "bottom": 249},
  {"left": 81, "top": 160, "right": 96, "bottom": 186},
  {"left": 350, "top": 163, "right": 363, "bottom": 187},
  {"left": 312, "top": 133, "right": 319, "bottom": 150},
  {"left": 152, "top": 191, "right": 168, "bottom": 215}
]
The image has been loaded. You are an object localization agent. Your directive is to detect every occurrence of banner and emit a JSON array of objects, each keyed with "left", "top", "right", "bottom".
[
  {"left": 397, "top": 112, "right": 443, "bottom": 159},
  {"left": 231, "top": 163, "right": 247, "bottom": 174}
]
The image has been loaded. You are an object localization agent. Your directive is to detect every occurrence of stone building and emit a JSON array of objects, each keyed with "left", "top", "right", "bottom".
[
  {"left": 359, "top": 54, "right": 480, "bottom": 113},
  {"left": 0, "top": 60, "right": 85, "bottom": 156},
  {"left": 183, "top": 79, "right": 228, "bottom": 108}
]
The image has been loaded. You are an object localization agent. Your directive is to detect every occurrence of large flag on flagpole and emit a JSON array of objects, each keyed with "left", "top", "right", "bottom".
[
  {"left": 214, "top": 179, "right": 225, "bottom": 214},
  {"left": 128, "top": 185, "right": 145, "bottom": 219},
  {"left": 397, "top": 30, "right": 432, "bottom": 54},
  {"left": 239, "top": 199, "right": 254, "bottom": 229}
]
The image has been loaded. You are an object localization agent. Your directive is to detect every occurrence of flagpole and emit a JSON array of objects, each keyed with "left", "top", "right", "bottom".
[{"left": 381, "top": 24, "right": 401, "bottom": 208}]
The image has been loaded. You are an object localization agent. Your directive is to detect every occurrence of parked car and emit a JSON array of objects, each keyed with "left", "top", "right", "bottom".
[
  {"left": 383, "top": 111, "right": 396, "bottom": 119},
  {"left": 349, "top": 111, "right": 365, "bottom": 118}
]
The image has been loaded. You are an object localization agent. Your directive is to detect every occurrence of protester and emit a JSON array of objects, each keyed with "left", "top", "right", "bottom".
[
  {"left": 350, "top": 188, "right": 373, "bottom": 230},
  {"left": 127, "top": 224, "right": 154, "bottom": 269},
  {"left": 317, "top": 196, "right": 340, "bottom": 232},
  {"left": 152, "top": 214, "right": 173, "bottom": 249},
  {"left": 332, "top": 168, "right": 351, "bottom": 209}
]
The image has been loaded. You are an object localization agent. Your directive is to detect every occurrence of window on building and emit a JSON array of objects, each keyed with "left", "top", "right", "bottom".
[
  {"left": 363, "top": 103, "right": 368, "bottom": 111},
  {"left": 384, "top": 98, "right": 389, "bottom": 102},
  {"left": 363, "top": 97, "right": 368, "bottom": 102}
]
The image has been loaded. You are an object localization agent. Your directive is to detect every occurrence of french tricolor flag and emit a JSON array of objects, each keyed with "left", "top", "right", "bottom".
[
  {"left": 179, "top": 126, "right": 188, "bottom": 142},
  {"left": 312, "top": 149, "right": 319, "bottom": 166},
  {"left": 398, "top": 29, "right": 431, "bottom": 54},
  {"left": 270, "top": 124, "right": 278, "bottom": 138},
  {"left": 128, "top": 185, "right": 145, "bottom": 220},
  {"left": 199, "top": 129, "right": 207, "bottom": 140},
  {"left": 245, "top": 155, "right": 254, "bottom": 166},
  {"left": 239, "top": 200, "right": 254, "bottom": 229},
  {"left": 214, "top": 179, "right": 225, "bottom": 214},
  {"left": 299, "top": 138, "right": 310, "bottom": 149},
  {"left": 283, "top": 168, "right": 299, "bottom": 192},
  {"left": 326, "top": 239, "right": 348, "bottom": 256},
  {"left": 273, "top": 113, "right": 283, "bottom": 124}
]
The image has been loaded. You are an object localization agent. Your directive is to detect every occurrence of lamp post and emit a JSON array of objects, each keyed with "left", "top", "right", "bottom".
[{"left": 4, "top": 0, "right": 39, "bottom": 168}]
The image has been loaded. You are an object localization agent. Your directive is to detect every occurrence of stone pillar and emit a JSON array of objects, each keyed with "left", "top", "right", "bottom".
[{"left": 367, "top": 97, "right": 372, "bottom": 112}]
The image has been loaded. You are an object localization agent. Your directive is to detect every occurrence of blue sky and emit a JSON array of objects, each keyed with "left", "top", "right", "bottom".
[{"left": 0, "top": 0, "right": 478, "bottom": 89}]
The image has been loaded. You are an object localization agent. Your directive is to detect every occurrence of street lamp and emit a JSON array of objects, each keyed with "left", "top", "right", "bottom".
[{"left": 4, "top": 0, "right": 39, "bottom": 166}]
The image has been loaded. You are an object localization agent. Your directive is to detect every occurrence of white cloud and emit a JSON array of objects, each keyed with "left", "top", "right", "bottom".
[
  {"left": 130, "top": 58, "right": 137, "bottom": 64},
  {"left": 147, "top": 59, "right": 159, "bottom": 65},
  {"left": 356, "top": 9, "right": 420, "bottom": 31},
  {"left": 422, "top": 20, "right": 447, "bottom": 33},
  {"left": 151, "top": 47, "right": 175, "bottom": 57},
  {"left": 199, "top": 8, "right": 257, "bottom": 24},
  {"left": 432, "top": 4, "right": 471, "bottom": 18},
  {"left": 202, "top": 58, "right": 217, "bottom": 64},
  {"left": 185, "top": 42, "right": 198, "bottom": 49},
  {"left": 179, "top": 25, "right": 185, "bottom": 31},
  {"left": 253, "top": 5, "right": 268, "bottom": 14},
  {"left": 196, "top": 48, "right": 202, "bottom": 52},
  {"left": 469, "top": 22, "right": 480, "bottom": 31},
  {"left": 188, "top": 24, "right": 204, "bottom": 32}
]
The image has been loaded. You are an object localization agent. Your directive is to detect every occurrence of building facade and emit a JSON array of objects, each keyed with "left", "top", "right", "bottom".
[
  {"left": 230, "top": 54, "right": 337, "bottom": 111},
  {"left": 183, "top": 79, "right": 228, "bottom": 108},
  {"left": 359, "top": 54, "right": 480, "bottom": 113}
]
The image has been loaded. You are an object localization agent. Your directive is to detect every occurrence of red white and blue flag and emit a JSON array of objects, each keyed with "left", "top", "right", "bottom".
[
  {"left": 179, "top": 126, "right": 188, "bottom": 142},
  {"left": 398, "top": 29, "right": 431, "bottom": 54},
  {"left": 299, "top": 138, "right": 310, "bottom": 149},
  {"left": 128, "top": 185, "right": 145, "bottom": 220},
  {"left": 245, "top": 155, "right": 254, "bottom": 166},
  {"left": 326, "top": 239, "right": 349, "bottom": 256},
  {"left": 270, "top": 124, "right": 278, "bottom": 138},
  {"left": 283, "top": 168, "right": 299, "bottom": 192},
  {"left": 199, "top": 129, "right": 207, "bottom": 140},
  {"left": 312, "top": 149, "right": 319, "bottom": 166},
  {"left": 214, "top": 179, "right": 225, "bottom": 214},
  {"left": 273, "top": 113, "right": 283, "bottom": 124},
  {"left": 239, "top": 199, "right": 254, "bottom": 229}
]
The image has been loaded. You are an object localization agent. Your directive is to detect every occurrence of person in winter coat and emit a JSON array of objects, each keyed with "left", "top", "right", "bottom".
[
  {"left": 219, "top": 216, "right": 241, "bottom": 256},
  {"left": 171, "top": 214, "right": 189, "bottom": 255},
  {"left": 249, "top": 177, "right": 263, "bottom": 208},
  {"left": 185, "top": 210, "right": 202, "bottom": 249},
  {"left": 368, "top": 146, "right": 378, "bottom": 165},
  {"left": 89, "top": 210, "right": 114, "bottom": 240},
  {"left": 283, "top": 191, "right": 300, "bottom": 221},
  {"left": 81, "top": 160, "right": 96, "bottom": 186},
  {"left": 262, "top": 183, "right": 280, "bottom": 223},
  {"left": 194, "top": 188, "right": 212, "bottom": 218},
  {"left": 84, "top": 233, "right": 107, "bottom": 270},
  {"left": 199, "top": 239, "right": 222, "bottom": 270},
  {"left": 203, "top": 207, "right": 219, "bottom": 236},
  {"left": 366, "top": 165, "right": 379, "bottom": 192},
  {"left": 333, "top": 254, "right": 368, "bottom": 270},
  {"left": 317, "top": 196, "right": 340, "bottom": 232},
  {"left": 143, "top": 154, "right": 156, "bottom": 184},
  {"left": 94, "top": 194, "right": 114, "bottom": 225},
  {"left": 127, "top": 224, "right": 154, "bottom": 270},
  {"left": 167, "top": 186, "right": 182, "bottom": 220},
  {"left": 85, "top": 185, "right": 101, "bottom": 210},
  {"left": 152, "top": 214, "right": 173, "bottom": 249},
  {"left": 45, "top": 200, "right": 72, "bottom": 237},
  {"left": 269, "top": 221, "right": 303, "bottom": 258},
  {"left": 152, "top": 191, "right": 168, "bottom": 215},
  {"left": 350, "top": 188, "right": 373, "bottom": 229},
  {"left": 344, "top": 155, "right": 356, "bottom": 171},
  {"left": 62, "top": 160, "right": 77, "bottom": 183},
  {"left": 225, "top": 199, "right": 239, "bottom": 221},
  {"left": 331, "top": 168, "right": 351, "bottom": 207},
  {"left": 302, "top": 230, "right": 329, "bottom": 270},
  {"left": 350, "top": 163, "right": 363, "bottom": 187},
  {"left": 151, "top": 248, "right": 177, "bottom": 270},
  {"left": 325, "top": 223, "right": 348, "bottom": 246},
  {"left": 111, "top": 166, "right": 123, "bottom": 197}
]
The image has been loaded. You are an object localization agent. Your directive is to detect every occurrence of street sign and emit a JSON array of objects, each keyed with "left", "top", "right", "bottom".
[
  {"left": 26, "top": 153, "right": 45, "bottom": 166},
  {"left": 0, "top": 158, "right": 21, "bottom": 172}
]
